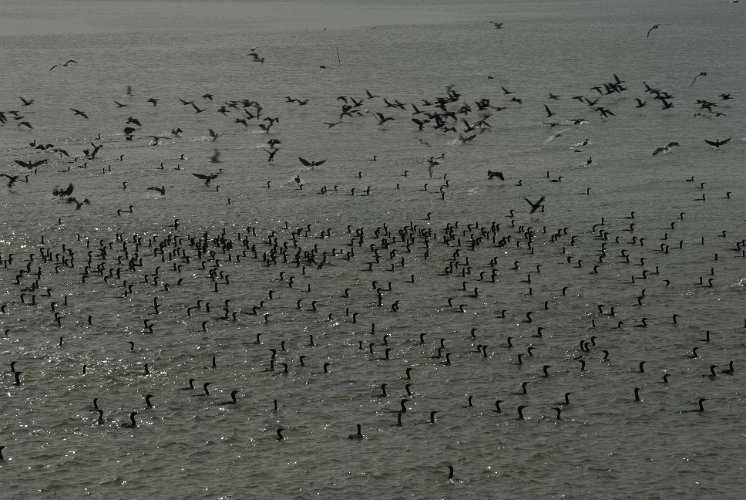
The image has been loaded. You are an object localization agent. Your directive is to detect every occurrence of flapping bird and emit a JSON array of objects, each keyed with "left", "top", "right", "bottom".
[
  {"left": 14, "top": 159, "right": 47, "bottom": 169},
  {"left": 299, "top": 157, "right": 326, "bottom": 168},
  {"left": 652, "top": 141, "right": 680, "bottom": 156},
  {"left": 2, "top": 174, "right": 21, "bottom": 187},
  {"left": 690, "top": 72, "right": 707, "bottom": 87},
  {"left": 66, "top": 197, "right": 90, "bottom": 210},
  {"left": 70, "top": 108, "right": 89, "bottom": 119},
  {"left": 704, "top": 137, "right": 730, "bottom": 148},
  {"left": 192, "top": 172, "right": 220, "bottom": 186},
  {"left": 525, "top": 196, "right": 546, "bottom": 214}
]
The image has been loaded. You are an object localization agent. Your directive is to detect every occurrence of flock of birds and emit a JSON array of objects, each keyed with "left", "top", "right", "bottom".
[{"left": 0, "top": 19, "right": 744, "bottom": 490}]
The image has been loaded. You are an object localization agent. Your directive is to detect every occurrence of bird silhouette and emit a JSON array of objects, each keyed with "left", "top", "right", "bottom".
[
  {"left": 70, "top": 108, "right": 89, "bottom": 119},
  {"left": 192, "top": 172, "right": 221, "bottom": 186},
  {"left": 66, "top": 197, "right": 90, "bottom": 210},
  {"left": 299, "top": 157, "right": 326, "bottom": 168},
  {"left": 14, "top": 159, "right": 47, "bottom": 170},
  {"left": 704, "top": 137, "right": 730, "bottom": 148},
  {"left": 524, "top": 196, "right": 546, "bottom": 213}
]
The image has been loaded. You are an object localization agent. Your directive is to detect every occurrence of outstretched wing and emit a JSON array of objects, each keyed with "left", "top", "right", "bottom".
[
  {"left": 298, "top": 157, "right": 312, "bottom": 167},
  {"left": 525, "top": 196, "right": 545, "bottom": 213}
]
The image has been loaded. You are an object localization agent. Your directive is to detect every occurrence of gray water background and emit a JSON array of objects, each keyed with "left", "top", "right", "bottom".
[{"left": 1, "top": 0, "right": 745, "bottom": 498}]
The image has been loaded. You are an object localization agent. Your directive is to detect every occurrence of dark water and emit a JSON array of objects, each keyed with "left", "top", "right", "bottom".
[{"left": 1, "top": 0, "right": 745, "bottom": 498}]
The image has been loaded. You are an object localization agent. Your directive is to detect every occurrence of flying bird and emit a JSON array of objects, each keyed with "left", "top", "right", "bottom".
[
  {"left": 299, "top": 157, "right": 326, "bottom": 168},
  {"left": 263, "top": 148, "right": 278, "bottom": 162},
  {"left": 70, "top": 108, "right": 89, "bottom": 119},
  {"left": 652, "top": 142, "right": 680, "bottom": 156},
  {"left": 525, "top": 196, "right": 546, "bottom": 214},
  {"left": 690, "top": 72, "right": 707, "bottom": 87},
  {"left": 646, "top": 24, "right": 660, "bottom": 39},
  {"left": 66, "top": 197, "right": 90, "bottom": 210},
  {"left": 210, "top": 149, "right": 222, "bottom": 163},
  {"left": 50, "top": 59, "right": 77, "bottom": 70},
  {"left": 192, "top": 172, "right": 220, "bottom": 186},
  {"left": 375, "top": 112, "right": 395, "bottom": 125},
  {"left": 2, "top": 174, "right": 21, "bottom": 187},
  {"left": 704, "top": 137, "right": 730, "bottom": 148},
  {"left": 14, "top": 159, "right": 47, "bottom": 169},
  {"left": 53, "top": 184, "right": 74, "bottom": 197}
]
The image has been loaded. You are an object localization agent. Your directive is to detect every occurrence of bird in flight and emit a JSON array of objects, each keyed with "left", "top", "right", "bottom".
[
  {"left": 248, "top": 52, "right": 265, "bottom": 63},
  {"left": 375, "top": 112, "right": 395, "bottom": 125},
  {"left": 690, "top": 72, "right": 707, "bottom": 87},
  {"left": 50, "top": 59, "right": 77, "bottom": 71},
  {"left": 704, "top": 137, "right": 730, "bottom": 148},
  {"left": 2, "top": 174, "right": 21, "bottom": 187},
  {"left": 147, "top": 186, "right": 166, "bottom": 195},
  {"left": 652, "top": 142, "right": 680, "bottom": 156},
  {"left": 299, "top": 157, "right": 326, "bottom": 168},
  {"left": 490, "top": 22, "right": 504, "bottom": 29},
  {"left": 53, "top": 183, "right": 74, "bottom": 197},
  {"left": 646, "top": 24, "right": 660, "bottom": 38},
  {"left": 263, "top": 148, "right": 278, "bottom": 162},
  {"left": 70, "top": 108, "right": 89, "bottom": 119},
  {"left": 14, "top": 159, "right": 47, "bottom": 169},
  {"left": 66, "top": 197, "right": 90, "bottom": 210},
  {"left": 210, "top": 149, "right": 222, "bottom": 163},
  {"left": 525, "top": 196, "right": 545, "bottom": 213},
  {"left": 192, "top": 172, "right": 221, "bottom": 186}
]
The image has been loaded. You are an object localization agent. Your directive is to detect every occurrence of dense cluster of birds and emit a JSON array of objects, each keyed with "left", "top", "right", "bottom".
[{"left": 0, "top": 21, "right": 743, "bottom": 492}]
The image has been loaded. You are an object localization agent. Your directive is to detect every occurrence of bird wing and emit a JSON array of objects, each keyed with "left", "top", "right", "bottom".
[
  {"left": 704, "top": 139, "right": 717, "bottom": 147},
  {"left": 314, "top": 160, "right": 326, "bottom": 167},
  {"left": 652, "top": 147, "right": 665, "bottom": 156},
  {"left": 192, "top": 173, "right": 210, "bottom": 180},
  {"left": 667, "top": 142, "right": 680, "bottom": 147},
  {"left": 525, "top": 196, "right": 545, "bottom": 213},
  {"left": 14, "top": 160, "right": 32, "bottom": 169},
  {"left": 298, "top": 157, "right": 311, "bottom": 167}
]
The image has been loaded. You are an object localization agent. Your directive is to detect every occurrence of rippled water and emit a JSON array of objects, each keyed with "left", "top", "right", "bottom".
[{"left": 1, "top": 0, "right": 745, "bottom": 498}]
